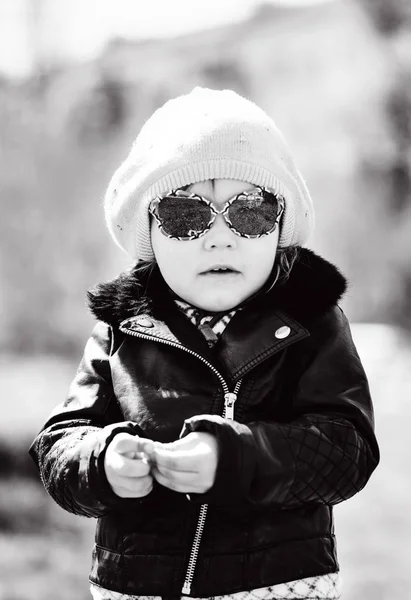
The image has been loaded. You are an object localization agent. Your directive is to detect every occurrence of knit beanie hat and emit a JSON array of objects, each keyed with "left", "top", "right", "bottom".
[{"left": 104, "top": 87, "right": 314, "bottom": 259}]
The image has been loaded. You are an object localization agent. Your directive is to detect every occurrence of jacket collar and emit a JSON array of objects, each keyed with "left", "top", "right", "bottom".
[
  {"left": 87, "top": 249, "right": 347, "bottom": 379},
  {"left": 87, "top": 248, "right": 347, "bottom": 328}
]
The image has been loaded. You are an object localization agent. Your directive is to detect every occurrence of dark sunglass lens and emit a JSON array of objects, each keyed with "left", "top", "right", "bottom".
[
  {"left": 228, "top": 193, "right": 280, "bottom": 236},
  {"left": 157, "top": 196, "right": 211, "bottom": 238}
]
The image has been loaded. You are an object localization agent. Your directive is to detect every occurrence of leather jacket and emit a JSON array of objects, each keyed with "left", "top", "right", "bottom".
[{"left": 30, "top": 248, "right": 379, "bottom": 597}]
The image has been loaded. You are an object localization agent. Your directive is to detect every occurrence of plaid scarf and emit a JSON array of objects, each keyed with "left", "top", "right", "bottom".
[{"left": 174, "top": 299, "right": 237, "bottom": 347}]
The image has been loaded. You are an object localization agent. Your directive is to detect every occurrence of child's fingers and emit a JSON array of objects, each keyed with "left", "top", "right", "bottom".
[
  {"left": 152, "top": 445, "right": 198, "bottom": 472},
  {"left": 151, "top": 466, "right": 194, "bottom": 493},
  {"left": 139, "top": 439, "right": 155, "bottom": 463},
  {"left": 153, "top": 433, "right": 218, "bottom": 470},
  {"left": 110, "top": 453, "right": 152, "bottom": 478},
  {"left": 113, "top": 475, "right": 153, "bottom": 498},
  {"left": 111, "top": 432, "right": 145, "bottom": 458},
  {"left": 151, "top": 434, "right": 218, "bottom": 493},
  {"left": 151, "top": 466, "right": 212, "bottom": 494},
  {"left": 153, "top": 463, "right": 197, "bottom": 481}
]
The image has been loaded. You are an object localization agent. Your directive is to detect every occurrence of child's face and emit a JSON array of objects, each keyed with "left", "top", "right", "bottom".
[{"left": 151, "top": 179, "right": 280, "bottom": 312}]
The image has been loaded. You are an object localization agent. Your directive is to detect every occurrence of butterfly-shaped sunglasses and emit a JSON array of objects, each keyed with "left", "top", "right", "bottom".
[{"left": 149, "top": 186, "right": 285, "bottom": 241}]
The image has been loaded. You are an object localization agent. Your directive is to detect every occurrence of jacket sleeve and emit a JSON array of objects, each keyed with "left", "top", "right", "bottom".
[
  {"left": 181, "top": 307, "right": 380, "bottom": 510},
  {"left": 29, "top": 321, "right": 148, "bottom": 518}
]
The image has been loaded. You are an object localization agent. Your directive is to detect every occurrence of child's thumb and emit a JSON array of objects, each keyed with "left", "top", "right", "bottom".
[
  {"left": 139, "top": 439, "right": 155, "bottom": 458},
  {"left": 112, "top": 432, "right": 142, "bottom": 458}
]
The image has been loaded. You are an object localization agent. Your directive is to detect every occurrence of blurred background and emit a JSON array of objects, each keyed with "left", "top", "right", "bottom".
[{"left": 0, "top": 0, "right": 411, "bottom": 598}]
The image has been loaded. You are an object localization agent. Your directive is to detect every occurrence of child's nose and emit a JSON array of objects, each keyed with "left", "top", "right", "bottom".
[{"left": 202, "top": 214, "right": 237, "bottom": 250}]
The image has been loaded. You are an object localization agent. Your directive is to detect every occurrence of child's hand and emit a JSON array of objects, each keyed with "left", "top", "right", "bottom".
[
  {"left": 150, "top": 432, "right": 218, "bottom": 494},
  {"left": 104, "top": 432, "right": 154, "bottom": 498}
]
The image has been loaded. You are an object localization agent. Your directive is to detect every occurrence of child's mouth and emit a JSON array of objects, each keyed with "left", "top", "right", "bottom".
[{"left": 200, "top": 267, "right": 240, "bottom": 276}]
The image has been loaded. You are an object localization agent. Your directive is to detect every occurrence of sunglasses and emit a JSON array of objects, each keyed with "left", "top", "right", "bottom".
[{"left": 149, "top": 186, "right": 284, "bottom": 241}]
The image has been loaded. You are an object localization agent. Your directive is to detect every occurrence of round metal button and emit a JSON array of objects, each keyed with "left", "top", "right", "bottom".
[
  {"left": 275, "top": 325, "right": 291, "bottom": 339},
  {"left": 136, "top": 317, "right": 154, "bottom": 328}
]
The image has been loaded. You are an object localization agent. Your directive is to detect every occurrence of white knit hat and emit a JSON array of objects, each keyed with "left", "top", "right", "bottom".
[{"left": 104, "top": 87, "right": 314, "bottom": 259}]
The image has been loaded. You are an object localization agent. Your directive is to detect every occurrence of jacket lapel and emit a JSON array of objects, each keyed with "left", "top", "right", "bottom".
[
  {"left": 119, "top": 307, "right": 216, "bottom": 363},
  {"left": 119, "top": 306, "right": 309, "bottom": 384},
  {"left": 218, "top": 308, "right": 310, "bottom": 381}
]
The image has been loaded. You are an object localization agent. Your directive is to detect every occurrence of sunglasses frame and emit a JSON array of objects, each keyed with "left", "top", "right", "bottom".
[{"left": 149, "top": 186, "right": 285, "bottom": 241}]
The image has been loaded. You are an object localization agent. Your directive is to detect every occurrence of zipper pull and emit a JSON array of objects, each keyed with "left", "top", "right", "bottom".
[
  {"left": 182, "top": 581, "right": 191, "bottom": 595},
  {"left": 198, "top": 323, "right": 219, "bottom": 347},
  {"left": 224, "top": 392, "right": 237, "bottom": 420}
]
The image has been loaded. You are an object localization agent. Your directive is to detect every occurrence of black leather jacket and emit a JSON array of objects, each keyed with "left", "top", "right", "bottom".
[{"left": 30, "top": 249, "right": 379, "bottom": 597}]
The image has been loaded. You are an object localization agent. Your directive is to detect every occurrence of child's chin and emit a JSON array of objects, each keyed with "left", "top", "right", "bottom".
[{"left": 193, "top": 294, "right": 242, "bottom": 313}]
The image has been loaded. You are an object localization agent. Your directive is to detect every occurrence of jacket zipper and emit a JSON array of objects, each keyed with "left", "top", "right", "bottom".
[
  {"left": 181, "top": 380, "right": 242, "bottom": 596},
  {"left": 119, "top": 321, "right": 242, "bottom": 596}
]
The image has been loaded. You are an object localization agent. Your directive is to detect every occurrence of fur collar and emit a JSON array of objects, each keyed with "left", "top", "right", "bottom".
[{"left": 87, "top": 248, "right": 347, "bottom": 327}]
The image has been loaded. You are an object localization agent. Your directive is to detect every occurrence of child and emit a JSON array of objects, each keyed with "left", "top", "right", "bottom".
[{"left": 30, "top": 87, "right": 379, "bottom": 600}]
